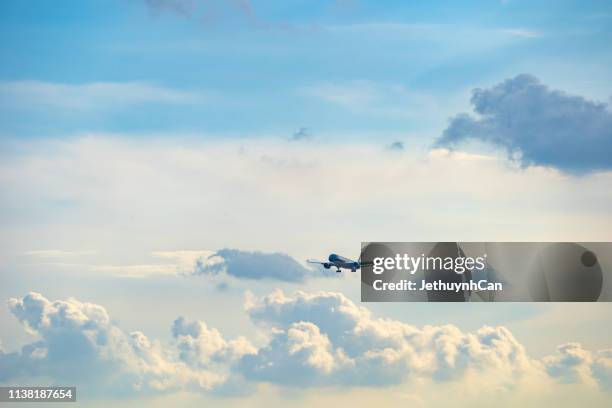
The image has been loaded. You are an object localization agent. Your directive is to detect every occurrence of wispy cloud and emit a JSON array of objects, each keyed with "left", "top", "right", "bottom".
[
  {"left": 500, "top": 28, "right": 541, "bottom": 38},
  {"left": 0, "top": 81, "right": 208, "bottom": 111},
  {"left": 327, "top": 22, "right": 541, "bottom": 41},
  {"left": 91, "top": 264, "right": 179, "bottom": 278},
  {"left": 22, "top": 249, "right": 96, "bottom": 258},
  {"left": 144, "top": 0, "right": 259, "bottom": 27},
  {"left": 16, "top": 248, "right": 326, "bottom": 281},
  {"left": 299, "top": 80, "right": 441, "bottom": 119}
]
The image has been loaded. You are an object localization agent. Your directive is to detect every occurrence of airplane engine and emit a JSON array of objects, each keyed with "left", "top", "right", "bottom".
[{"left": 323, "top": 263, "right": 331, "bottom": 269}]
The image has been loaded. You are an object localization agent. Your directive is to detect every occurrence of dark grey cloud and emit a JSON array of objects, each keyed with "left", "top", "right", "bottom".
[
  {"left": 194, "top": 249, "right": 322, "bottom": 282},
  {"left": 435, "top": 74, "right": 612, "bottom": 173}
]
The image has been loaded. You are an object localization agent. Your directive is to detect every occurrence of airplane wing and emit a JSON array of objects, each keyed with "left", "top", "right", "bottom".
[{"left": 307, "top": 259, "right": 327, "bottom": 264}]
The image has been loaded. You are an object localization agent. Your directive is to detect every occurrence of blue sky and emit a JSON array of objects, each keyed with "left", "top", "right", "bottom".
[
  {"left": 1, "top": 1, "right": 612, "bottom": 406},
  {"left": 1, "top": 0, "right": 611, "bottom": 138}
]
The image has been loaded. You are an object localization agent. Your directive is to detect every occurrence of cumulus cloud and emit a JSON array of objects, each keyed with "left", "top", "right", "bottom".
[
  {"left": 239, "top": 321, "right": 352, "bottom": 386},
  {"left": 241, "top": 290, "right": 612, "bottom": 389},
  {"left": 193, "top": 249, "right": 324, "bottom": 282},
  {"left": 0, "top": 292, "right": 251, "bottom": 394},
  {"left": 2, "top": 290, "right": 612, "bottom": 396},
  {"left": 241, "top": 290, "right": 541, "bottom": 387},
  {"left": 544, "top": 343, "right": 612, "bottom": 389},
  {"left": 435, "top": 74, "right": 612, "bottom": 173},
  {"left": 172, "top": 316, "right": 255, "bottom": 367}
]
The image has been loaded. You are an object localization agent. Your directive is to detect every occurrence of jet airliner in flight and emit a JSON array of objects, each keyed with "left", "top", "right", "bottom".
[{"left": 308, "top": 253, "right": 369, "bottom": 272}]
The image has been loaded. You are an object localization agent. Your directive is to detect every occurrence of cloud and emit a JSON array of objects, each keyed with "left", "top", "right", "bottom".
[
  {"left": 544, "top": 343, "right": 612, "bottom": 389},
  {"left": 240, "top": 290, "right": 612, "bottom": 389},
  {"left": 327, "top": 22, "right": 541, "bottom": 40},
  {"left": 23, "top": 250, "right": 96, "bottom": 258},
  {"left": 1, "top": 292, "right": 250, "bottom": 394},
  {"left": 13, "top": 247, "right": 328, "bottom": 281},
  {"left": 300, "top": 80, "right": 415, "bottom": 118},
  {"left": 144, "top": 0, "right": 256, "bottom": 25},
  {"left": 172, "top": 316, "right": 255, "bottom": 368},
  {"left": 2, "top": 136, "right": 612, "bottom": 258},
  {"left": 19, "top": 250, "right": 215, "bottom": 279},
  {"left": 240, "top": 290, "right": 544, "bottom": 387},
  {"left": 239, "top": 321, "right": 352, "bottom": 386},
  {"left": 290, "top": 127, "right": 312, "bottom": 141},
  {"left": 299, "top": 79, "right": 470, "bottom": 122},
  {"left": 0, "top": 81, "right": 206, "bottom": 111},
  {"left": 91, "top": 264, "right": 179, "bottom": 278},
  {"left": 499, "top": 28, "right": 540, "bottom": 38},
  {"left": 2, "top": 290, "right": 612, "bottom": 396},
  {"left": 193, "top": 249, "right": 323, "bottom": 283},
  {"left": 435, "top": 74, "right": 612, "bottom": 173},
  {"left": 145, "top": 0, "right": 197, "bottom": 16},
  {"left": 387, "top": 141, "right": 404, "bottom": 151}
]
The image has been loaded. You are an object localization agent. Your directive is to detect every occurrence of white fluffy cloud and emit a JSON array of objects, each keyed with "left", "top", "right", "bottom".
[
  {"left": 544, "top": 343, "right": 612, "bottom": 389},
  {"left": 2, "top": 290, "right": 612, "bottom": 396},
  {"left": 241, "top": 290, "right": 541, "bottom": 387},
  {"left": 240, "top": 290, "right": 612, "bottom": 390},
  {"left": 1, "top": 292, "right": 251, "bottom": 395},
  {"left": 172, "top": 316, "right": 255, "bottom": 367}
]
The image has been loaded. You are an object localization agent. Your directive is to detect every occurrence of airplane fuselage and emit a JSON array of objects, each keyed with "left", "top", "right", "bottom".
[{"left": 327, "top": 253, "right": 360, "bottom": 272}]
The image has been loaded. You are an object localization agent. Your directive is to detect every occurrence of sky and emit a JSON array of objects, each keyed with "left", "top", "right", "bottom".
[{"left": 1, "top": 0, "right": 612, "bottom": 406}]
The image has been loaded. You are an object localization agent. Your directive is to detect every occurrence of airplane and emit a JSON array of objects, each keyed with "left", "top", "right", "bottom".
[{"left": 307, "top": 253, "right": 370, "bottom": 273}]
